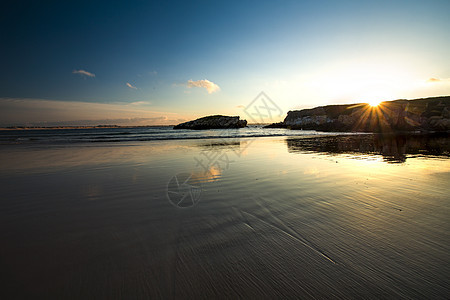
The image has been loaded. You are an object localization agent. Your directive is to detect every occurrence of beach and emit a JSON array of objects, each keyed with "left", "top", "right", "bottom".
[{"left": 0, "top": 133, "right": 449, "bottom": 298}]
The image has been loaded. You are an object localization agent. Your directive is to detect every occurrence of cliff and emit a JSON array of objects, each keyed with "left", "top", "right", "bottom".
[
  {"left": 174, "top": 115, "right": 247, "bottom": 130},
  {"left": 266, "top": 96, "right": 450, "bottom": 132}
]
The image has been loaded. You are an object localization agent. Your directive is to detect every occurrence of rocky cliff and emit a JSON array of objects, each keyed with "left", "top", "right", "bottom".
[
  {"left": 266, "top": 96, "right": 450, "bottom": 132},
  {"left": 174, "top": 115, "right": 247, "bottom": 130}
]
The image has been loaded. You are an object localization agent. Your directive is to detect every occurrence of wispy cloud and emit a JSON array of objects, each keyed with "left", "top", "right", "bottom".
[
  {"left": 0, "top": 97, "right": 181, "bottom": 127},
  {"left": 187, "top": 79, "right": 220, "bottom": 94},
  {"left": 72, "top": 69, "right": 95, "bottom": 77},
  {"left": 427, "top": 77, "right": 450, "bottom": 83},
  {"left": 126, "top": 82, "right": 137, "bottom": 89},
  {"left": 128, "top": 101, "right": 151, "bottom": 106}
]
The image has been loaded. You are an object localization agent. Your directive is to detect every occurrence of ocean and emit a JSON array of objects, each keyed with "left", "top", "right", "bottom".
[{"left": 0, "top": 125, "right": 346, "bottom": 145}]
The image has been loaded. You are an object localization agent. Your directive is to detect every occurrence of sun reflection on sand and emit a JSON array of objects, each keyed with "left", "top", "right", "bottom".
[{"left": 192, "top": 165, "right": 222, "bottom": 183}]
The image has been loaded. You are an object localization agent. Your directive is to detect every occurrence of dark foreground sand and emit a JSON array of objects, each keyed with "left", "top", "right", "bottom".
[{"left": 0, "top": 135, "right": 449, "bottom": 298}]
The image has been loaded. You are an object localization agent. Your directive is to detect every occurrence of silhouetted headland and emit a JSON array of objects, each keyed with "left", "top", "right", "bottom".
[{"left": 266, "top": 96, "right": 450, "bottom": 132}]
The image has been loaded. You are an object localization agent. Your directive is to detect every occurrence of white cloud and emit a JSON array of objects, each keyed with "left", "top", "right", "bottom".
[
  {"left": 72, "top": 69, "right": 95, "bottom": 77},
  {"left": 187, "top": 79, "right": 220, "bottom": 94},
  {"left": 126, "top": 82, "right": 137, "bottom": 89}
]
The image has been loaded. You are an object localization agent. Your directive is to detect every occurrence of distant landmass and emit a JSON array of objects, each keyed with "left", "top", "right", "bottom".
[
  {"left": 266, "top": 96, "right": 450, "bottom": 132},
  {"left": 173, "top": 115, "right": 247, "bottom": 130},
  {"left": 0, "top": 125, "right": 162, "bottom": 130}
]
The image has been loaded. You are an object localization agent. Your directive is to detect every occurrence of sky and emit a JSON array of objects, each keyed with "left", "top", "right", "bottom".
[{"left": 1, "top": 0, "right": 450, "bottom": 126}]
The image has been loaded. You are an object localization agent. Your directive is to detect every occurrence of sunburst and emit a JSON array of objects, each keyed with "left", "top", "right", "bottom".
[
  {"left": 348, "top": 102, "right": 392, "bottom": 132},
  {"left": 368, "top": 100, "right": 382, "bottom": 107}
]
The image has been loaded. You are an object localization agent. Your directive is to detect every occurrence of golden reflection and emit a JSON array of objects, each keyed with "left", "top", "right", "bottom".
[
  {"left": 303, "top": 167, "right": 325, "bottom": 178},
  {"left": 192, "top": 165, "right": 222, "bottom": 183}
]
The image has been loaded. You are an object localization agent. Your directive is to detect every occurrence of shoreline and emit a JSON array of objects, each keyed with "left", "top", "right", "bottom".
[{"left": 2, "top": 124, "right": 448, "bottom": 136}]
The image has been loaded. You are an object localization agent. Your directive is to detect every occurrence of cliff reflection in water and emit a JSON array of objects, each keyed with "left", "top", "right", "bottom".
[{"left": 286, "top": 133, "right": 450, "bottom": 163}]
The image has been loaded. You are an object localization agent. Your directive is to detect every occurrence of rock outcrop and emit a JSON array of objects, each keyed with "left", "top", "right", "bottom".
[
  {"left": 266, "top": 96, "right": 450, "bottom": 132},
  {"left": 174, "top": 115, "right": 247, "bottom": 130}
]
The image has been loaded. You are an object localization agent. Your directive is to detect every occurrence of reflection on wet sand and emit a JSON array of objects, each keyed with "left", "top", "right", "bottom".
[
  {"left": 192, "top": 165, "right": 222, "bottom": 183},
  {"left": 287, "top": 133, "right": 450, "bottom": 163},
  {"left": 192, "top": 139, "right": 253, "bottom": 182},
  {"left": 196, "top": 140, "right": 241, "bottom": 149},
  {"left": 195, "top": 138, "right": 253, "bottom": 157}
]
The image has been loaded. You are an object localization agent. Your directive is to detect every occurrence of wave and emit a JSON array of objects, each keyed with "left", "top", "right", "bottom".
[{"left": 0, "top": 126, "right": 353, "bottom": 145}]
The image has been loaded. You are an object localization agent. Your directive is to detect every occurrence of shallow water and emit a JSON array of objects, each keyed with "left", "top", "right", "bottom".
[{"left": 0, "top": 136, "right": 449, "bottom": 298}]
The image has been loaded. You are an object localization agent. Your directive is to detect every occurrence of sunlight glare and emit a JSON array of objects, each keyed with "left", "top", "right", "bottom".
[
  {"left": 368, "top": 100, "right": 381, "bottom": 107},
  {"left": 306, "top": 62, "right": 417, "bottom": 105}
]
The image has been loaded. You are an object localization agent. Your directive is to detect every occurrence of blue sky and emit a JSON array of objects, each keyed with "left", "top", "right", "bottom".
[{"left": 1, "top": 0, "right": 450, "bottom": 125}]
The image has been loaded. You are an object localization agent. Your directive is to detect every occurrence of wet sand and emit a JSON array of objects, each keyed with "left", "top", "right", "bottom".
[{"left": 0, "top": 135, "right": 449, "bottom": 298}]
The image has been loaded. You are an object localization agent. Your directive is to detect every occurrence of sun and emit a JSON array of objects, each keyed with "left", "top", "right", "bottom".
[{"left": 368, "top": 100, "right": 381, "bottom": 107}]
